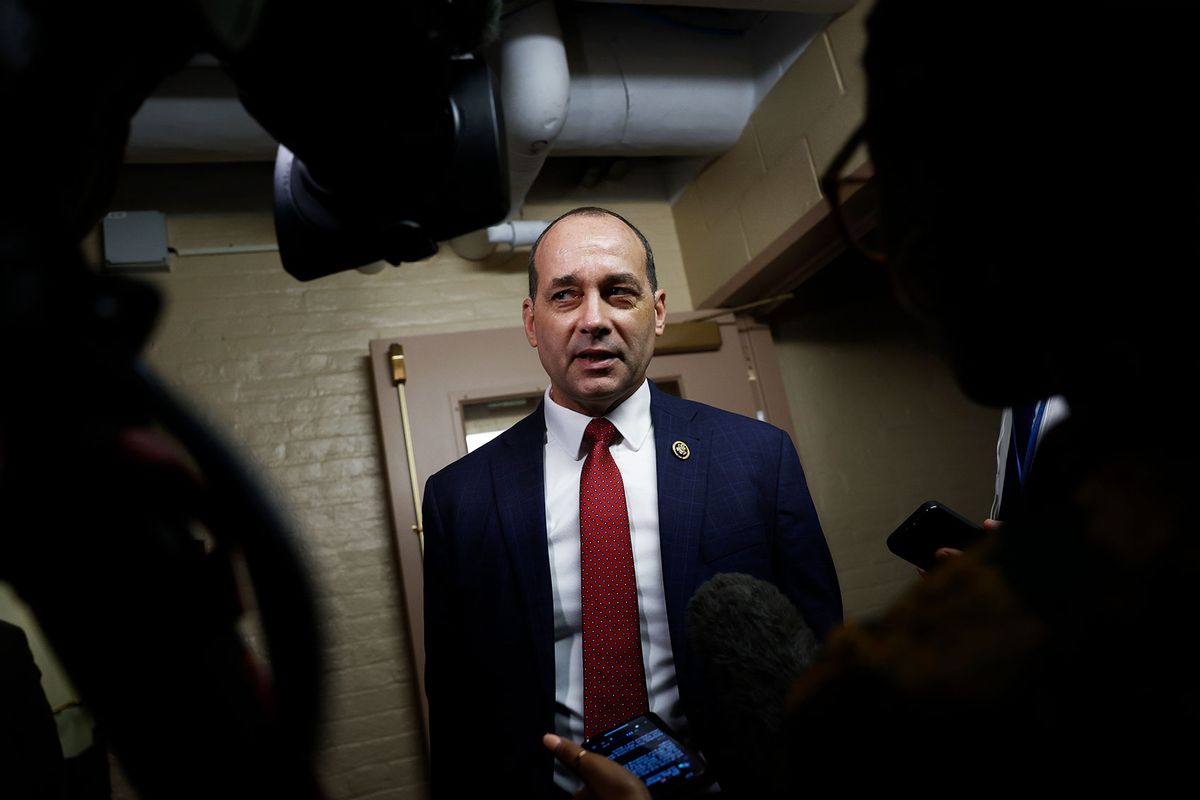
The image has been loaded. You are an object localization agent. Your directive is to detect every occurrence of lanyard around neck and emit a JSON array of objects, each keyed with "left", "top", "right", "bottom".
[{"left": 1014, "top": 399, "right": 1048, "bottom": 488}]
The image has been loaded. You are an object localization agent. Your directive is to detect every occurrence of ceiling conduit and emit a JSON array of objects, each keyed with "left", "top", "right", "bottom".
[
  {"left": 454, "top": 0, "right": 774, "bottom": 259},
  {"left": 451, "top": 0, "right": 569, "bottom": 259}
]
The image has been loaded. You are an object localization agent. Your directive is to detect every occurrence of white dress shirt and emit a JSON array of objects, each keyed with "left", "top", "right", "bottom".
[
  {"left": 991, "top": 394, "right": 1071, "bottom": 519},
  {"left": 542, "top": 379, "right": 685, "bottom": 792}
]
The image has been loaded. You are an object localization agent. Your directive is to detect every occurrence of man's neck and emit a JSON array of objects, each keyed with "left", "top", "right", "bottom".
[{"left": 549, "top": 381, "right": 647, "bottom": 418}]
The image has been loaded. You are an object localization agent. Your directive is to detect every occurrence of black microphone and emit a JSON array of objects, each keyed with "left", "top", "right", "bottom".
[{"left": 686, "top": 573, "right": 820, "bottom": 797}]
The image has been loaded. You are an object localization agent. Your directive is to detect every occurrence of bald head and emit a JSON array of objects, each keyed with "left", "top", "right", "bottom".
[{"left": 527, "top": 207, "right": 656, "bottom": 300}]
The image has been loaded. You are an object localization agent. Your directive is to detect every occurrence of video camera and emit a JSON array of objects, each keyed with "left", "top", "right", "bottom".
[{"left": 0, "top": 2, "right": 507, "bottom": 797}]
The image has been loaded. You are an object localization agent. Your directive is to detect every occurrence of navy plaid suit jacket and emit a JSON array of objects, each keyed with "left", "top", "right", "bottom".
[{"left": 422, "top": 381, "right": 841, "bottom": 799}]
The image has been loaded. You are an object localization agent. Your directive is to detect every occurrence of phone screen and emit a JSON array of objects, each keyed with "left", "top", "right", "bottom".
[{"left": 582, "top": 713, "right": 707, "bottom": 796}]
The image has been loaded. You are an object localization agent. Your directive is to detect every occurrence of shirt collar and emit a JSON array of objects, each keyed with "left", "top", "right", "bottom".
[{"left": 543, "top": 379, "right": 653, "bottom": 460}]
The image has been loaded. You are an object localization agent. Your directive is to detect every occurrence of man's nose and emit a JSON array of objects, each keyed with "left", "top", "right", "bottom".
[{"left": 577, "top": 290, "right": 611, "bottom": 337}]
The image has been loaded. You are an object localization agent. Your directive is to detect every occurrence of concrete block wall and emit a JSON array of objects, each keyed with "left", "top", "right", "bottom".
[
  {"left": 774, "top": 299, "right": 1000, "bottom": 619},
  {"left": 672, "top": 0, "right": 872, "bottom": 308},
  {"left": 133, "top": 202, "right": 690, "bottom": 800}
]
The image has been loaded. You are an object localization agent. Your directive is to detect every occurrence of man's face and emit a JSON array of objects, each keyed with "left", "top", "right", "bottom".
[{"left": 523, "top": 213, "right": 666, "bottom": 417}]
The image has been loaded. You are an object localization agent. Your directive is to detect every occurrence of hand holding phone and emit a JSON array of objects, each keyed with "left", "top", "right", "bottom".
[
  {"left": 545, "top": 734, "right": 651, "bottom": 800},
  {"left": 581, "top": 713, "right": 708, "bottom": 798},
  {"left": 886, "top": 501, "right": 986, "bottom": 570}
]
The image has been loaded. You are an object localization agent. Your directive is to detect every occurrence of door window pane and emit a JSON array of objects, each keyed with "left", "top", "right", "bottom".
[{"left": 462, "top": 394, "right": 542, "bottom": 452}]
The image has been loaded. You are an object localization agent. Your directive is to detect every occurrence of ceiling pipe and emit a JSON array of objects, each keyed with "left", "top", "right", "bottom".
[
  {"left": 554, "top": 3, "right": 769, "bottom": 156},
  {"left": 489, "top": 219, "right": 549, "bottom": 246},
  {"left": 499, "top": 1, "right": 570, "bottom": 215},
  {"left": 450, "top": 0, "right": 567, "bottom": 260},
  {"left": 449, "top": 219, "right": 550, "bottom": 260},
  {"left": 451, "top": 0, "right": 770, "bottom": 260}
]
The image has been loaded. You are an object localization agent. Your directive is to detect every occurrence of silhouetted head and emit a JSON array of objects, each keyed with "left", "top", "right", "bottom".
[{"left": 862, "top": 2, "right": 1199, "bottom": 410}]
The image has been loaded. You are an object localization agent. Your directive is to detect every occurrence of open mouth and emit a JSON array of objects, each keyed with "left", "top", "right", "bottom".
[{"left": 575, "top": 350, "right": 619, "bottom": 367}]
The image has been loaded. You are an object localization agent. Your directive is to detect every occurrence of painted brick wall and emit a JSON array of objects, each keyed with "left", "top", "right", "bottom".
[{"left": 134, "top": 202, "right": 690, "bottom": 800}]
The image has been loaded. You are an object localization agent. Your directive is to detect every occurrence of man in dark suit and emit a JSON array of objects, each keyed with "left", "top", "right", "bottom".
[{"left": 422, "top": 206, "right": 841, "bottom": 798}]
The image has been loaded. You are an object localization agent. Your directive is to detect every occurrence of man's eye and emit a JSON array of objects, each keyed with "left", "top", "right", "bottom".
[{"left": 551, "top": 290, "right": 574, "bottom": 301}]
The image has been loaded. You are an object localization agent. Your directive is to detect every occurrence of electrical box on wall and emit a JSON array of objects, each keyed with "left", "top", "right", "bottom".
[{"left": 102, "top": 211, "right": 169, "bottom": 272}]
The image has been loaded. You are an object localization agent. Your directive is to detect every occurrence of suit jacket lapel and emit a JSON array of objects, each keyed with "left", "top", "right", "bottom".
[
  {"left": 492, "top": 404, "right": 556, "bottom": 706},
  {"left": 649, "top": 384, "right": 707, "bottom": 683}
]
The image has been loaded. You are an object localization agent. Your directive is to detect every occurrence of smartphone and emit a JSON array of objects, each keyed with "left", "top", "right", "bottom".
[
  {"left": 582, "top": 712, "right": 709, "bottom": 797},
  {"left": 886, "top": 500, "right": 986, "bottom": 570}
]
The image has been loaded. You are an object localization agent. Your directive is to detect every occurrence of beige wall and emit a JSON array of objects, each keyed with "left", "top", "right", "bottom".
[
  {"left": 773, "top": 295, "right": 1000, "bottom": 619},
  {"left": 135, "top": 203, "right": 690, "bottom": 800}
]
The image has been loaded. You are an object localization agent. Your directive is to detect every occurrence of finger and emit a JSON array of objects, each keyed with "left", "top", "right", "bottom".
[
  {"left": 544, "top": 733, "right": 597, "bottom": 780},
  {"left": 543, "top": 734, "right": 650, "bottom": 799},
  {"left": 544, "top": 733, "right": 585, "bottom": 771}
]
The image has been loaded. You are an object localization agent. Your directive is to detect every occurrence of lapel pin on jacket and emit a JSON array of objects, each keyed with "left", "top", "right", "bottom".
[{"left": 672, "top": 440, "right": 691, "bottom": 460}]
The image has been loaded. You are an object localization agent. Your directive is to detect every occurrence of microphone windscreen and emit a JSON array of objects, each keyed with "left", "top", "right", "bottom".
[
  {"left": 687, "top": 572, "right": 819, "bottom": 692},
  {"left": 686, "top": 573, "right": 819, "bottom": 796}
]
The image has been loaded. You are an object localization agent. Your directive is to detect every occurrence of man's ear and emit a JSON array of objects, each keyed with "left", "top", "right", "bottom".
[
  {"left": 653, "top": 290, "right": 667, "bottom": 335},
  {"left": 522, "top": 297, "right": 538, "bottom": 348}
]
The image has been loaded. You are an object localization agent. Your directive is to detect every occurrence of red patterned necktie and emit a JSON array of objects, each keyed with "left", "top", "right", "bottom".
[{"left": 580, "top": 417, "right": 648, "bottom": 738}]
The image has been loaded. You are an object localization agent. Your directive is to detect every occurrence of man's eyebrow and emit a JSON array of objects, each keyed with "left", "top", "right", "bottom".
[
  {"left": 545, "top": 271, "right": 644, "bottom": 292},
  {"left": 548, "top": 274, "right": 578, "bottom": 289},
  {"left": 602, "top": 271, "right": 644, "bottom": 288}
]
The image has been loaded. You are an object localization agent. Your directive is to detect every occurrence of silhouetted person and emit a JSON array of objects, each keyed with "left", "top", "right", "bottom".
[{"left": 785, "top": 0, "right": 1200, "bottom": 788}]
